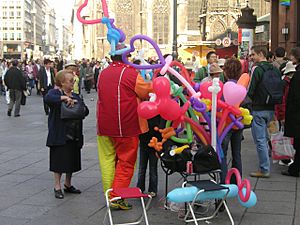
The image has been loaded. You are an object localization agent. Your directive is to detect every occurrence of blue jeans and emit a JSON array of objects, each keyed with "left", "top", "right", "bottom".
[
  {"left": 221, "top": 129, "right": 243, "bottom": 183},
  {"left": 137, "top": 136, "right": 158, "bottom": 193},
  {"left": 251, "top": 110, "right": 274, "bottom": 173}
]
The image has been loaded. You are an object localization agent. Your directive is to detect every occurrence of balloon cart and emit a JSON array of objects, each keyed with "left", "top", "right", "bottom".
[{"left": 76, "top": 1, "right": 257, "bottom": 224}]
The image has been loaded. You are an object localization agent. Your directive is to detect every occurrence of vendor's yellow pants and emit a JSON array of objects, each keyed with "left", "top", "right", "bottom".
[{"left": 97, "top": 136, "right": 139, "bottom": 196}]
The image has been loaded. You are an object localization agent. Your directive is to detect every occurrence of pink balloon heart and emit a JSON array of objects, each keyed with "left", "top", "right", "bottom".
[
  {"left": 223, "top": 81, "right": 247, "bottom": 106},
  {"left": 200, "top": 81, "right": 223, "bottom": 99}
]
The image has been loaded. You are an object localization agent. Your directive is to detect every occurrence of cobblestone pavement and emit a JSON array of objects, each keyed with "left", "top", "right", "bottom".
[{"left": 0, "top": 91, "right": 299, "bottom": 225}]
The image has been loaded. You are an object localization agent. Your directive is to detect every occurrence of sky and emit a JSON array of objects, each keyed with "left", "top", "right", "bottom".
[{"left": 47, "top": 0, "right": 75, "bottom": 22}]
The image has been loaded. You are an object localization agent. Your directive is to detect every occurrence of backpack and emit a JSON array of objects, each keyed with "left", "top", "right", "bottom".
[{"left": 257, "top": 64, "right": 284, "bottom": 105}]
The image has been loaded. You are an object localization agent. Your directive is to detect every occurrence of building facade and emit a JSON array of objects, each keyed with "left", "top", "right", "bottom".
[
  {"left": 269, "top": 0, "right": 300, "bottom": 52},
  {"left": 0, "top": 0, "right": 58, "bottom": 60},
  {"left": 73, "top": 0, "right": 270, "bottom": 60}
]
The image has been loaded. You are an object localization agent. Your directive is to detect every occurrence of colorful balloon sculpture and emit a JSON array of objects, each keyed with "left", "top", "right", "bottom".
[{"left": 76, "top": 0, "right": 256, "bottom": 211}]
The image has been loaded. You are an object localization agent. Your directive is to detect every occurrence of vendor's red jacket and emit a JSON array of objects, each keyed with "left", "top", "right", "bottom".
[{"left": 97, "top": 61, "right": 153, "bottom": 137}]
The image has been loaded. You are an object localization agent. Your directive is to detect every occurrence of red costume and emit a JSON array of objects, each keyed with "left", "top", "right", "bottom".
[{"left": 97, "top": 61, "right": 152, "bottom": 197}]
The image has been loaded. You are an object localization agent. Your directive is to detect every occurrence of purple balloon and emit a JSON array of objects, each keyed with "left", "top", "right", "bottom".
[
  {"left": 190, "top": 97, "right": 211, "bottom": 129},
  {"left": 219, "top": 114, "right": 243, "bottom": 144},
  {"left": 122, "top": 35, "right": 166, "bottom": 70},
  {"left": 193, "top": 83, "right": 200, "bottom": 92},
  {"left": 109, "top": 18, "right": 126, "bottom": 43}
]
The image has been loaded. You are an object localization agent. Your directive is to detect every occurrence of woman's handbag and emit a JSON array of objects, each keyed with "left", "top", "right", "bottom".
[{"left": 61, "top": 99, "right": 86, "bottom": 120}]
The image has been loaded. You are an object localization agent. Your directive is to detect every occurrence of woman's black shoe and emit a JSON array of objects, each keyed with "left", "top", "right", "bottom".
[
  {"left": 64, "top": 185, "right": 81, "bottom": 194},
  {"left": 54, "top": 189, "right": 64, "bottom": 199}
]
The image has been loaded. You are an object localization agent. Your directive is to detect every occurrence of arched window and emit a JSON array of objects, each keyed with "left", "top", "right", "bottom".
[
  {"left": 114, "top": 0, "right": 134, "bottom": 39},
  {"left": 211, "top": 20, "right": 226, "bottom": 39},
  {"left": 187, "top": 0, "right": 201, "bottom": 30},
  {"left": 152, "top": 0, "right": 170, "bottom": 45}
]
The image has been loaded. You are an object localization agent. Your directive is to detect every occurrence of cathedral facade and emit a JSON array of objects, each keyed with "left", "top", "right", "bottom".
[{"left": 74, "top": 0, "right": 270, "bottom": 59}]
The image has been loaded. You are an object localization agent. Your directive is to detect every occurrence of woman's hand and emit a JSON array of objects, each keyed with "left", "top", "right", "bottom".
[{"left": 61, "top": 96, "right": 76, "bottom": 107}]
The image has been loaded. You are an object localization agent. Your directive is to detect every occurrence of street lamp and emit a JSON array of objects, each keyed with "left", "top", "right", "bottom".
[{"left": 172, "top": 0, "right": 178, "bottom": 59}]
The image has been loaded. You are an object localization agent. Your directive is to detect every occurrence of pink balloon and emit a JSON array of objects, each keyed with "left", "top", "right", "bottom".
[
  {"left": 153, "top": 77, "right": 170, "bottom": 98},
  {"left": 158, "top": 99, "right": 181, "bottom": 121},
  {"left": 137, "top": 101, "right": 158, "bottom": 119},
  {"left": 223, "top": 81, "right": 247, "bottom": 106},
  {"left": 200, "top": 81, "right": 223, "bottom": 99}
]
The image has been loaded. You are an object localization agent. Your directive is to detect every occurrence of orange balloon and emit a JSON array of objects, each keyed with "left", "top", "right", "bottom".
[{"left": 237, "top": 73, "right": 250, "bottom": 88}]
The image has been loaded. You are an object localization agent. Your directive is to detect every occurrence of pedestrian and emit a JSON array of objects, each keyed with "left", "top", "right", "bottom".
[
  {"left": 281, "top": 47, "right": 300, "bottom": 177},
  {"left": 93, "top": 61, "right": 101, "bottom": 91},
  {"left": 33, "top": 59, "right": 41, "bottom": 95},
  {"left": 97, "top": 44, "right": 152, "bottom": 210},
  {"left": 39, "top": 59, "right": 55, "bottom": 115},
  {"left": 137, "top": 115, "right": 162, "bottom": 198},
  {"left": 64, "top": 61, "right": 80, "bottom": 95},
  {"left": 220, "top": 58, "right": 243, "bottom": 183},
  {"left": 193, "top": 51, "right": 218, "bottom": 83},
  {"left": 201, "top": 62, "right": 225, "bottom": 83},
  {"left": 248, "top": 46, "right": 283, "bottom": 178},
  {"left": 4, "top": 60, "right": 26, "bottom": 117},
  {"left": 272, "top": 47, "right": 287, "bottom": 72},
  {"left": 44, "top": 69, "right": 89, "bottom": 199}
]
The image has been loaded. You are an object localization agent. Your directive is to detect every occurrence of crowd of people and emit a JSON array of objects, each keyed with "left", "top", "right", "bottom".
[{"left": 1, "top": 45, "right": 300, "bottom": 211}]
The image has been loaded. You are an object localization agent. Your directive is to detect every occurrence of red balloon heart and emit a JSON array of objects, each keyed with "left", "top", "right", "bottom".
[{"left": 200, "top": 81, "right": 223, "bottom": 99}]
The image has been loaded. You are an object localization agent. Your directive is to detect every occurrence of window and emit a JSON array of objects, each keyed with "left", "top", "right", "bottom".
[
  {"left": 17, "top": 11, "right": 21, "bottom": 18},
  {"left": 153, "top": 0, "right": 170, "bottom": 45},
  {"left": 17, "top": 33, "right": 21, "bottom": 40},
  {"left": 3, "top": 33, "right": 8, "bottom": 40},
  {"left": 10, "top": 33, "right": 14, "bottom": 40},
  {"left": 9, "top": 11, "right": 14, "bottom": 19},
  {"left": 114, "top": 1, "right": 134, "bottom": 39},
  {"left": 3, "top": 11, "right": 7, "bottom": 19}
]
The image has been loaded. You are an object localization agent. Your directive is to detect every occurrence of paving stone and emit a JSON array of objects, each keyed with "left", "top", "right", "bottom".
[
  {"left": 255, "top": 180, "right": 296, "bottom": 191},
  {"left": 0, "top": 204, "right": 52, "bottom": 220},
  {"left": 0, "top": 174, "right": 35, "bottom": 184},
  {"left": 247, "top": 200, "right": 294, "bottom": 215},
  {"left": 255, "top": 190, "right": 295, "bottom": 202},
  {"left": 0, "top": 216, "right": 30, "bottom": 225},
  {"left": 0, "top": 196, "right": 26, "bottom": 212},
  {"left": 242, "top": 213, "right": 293, "bottom": 225}
]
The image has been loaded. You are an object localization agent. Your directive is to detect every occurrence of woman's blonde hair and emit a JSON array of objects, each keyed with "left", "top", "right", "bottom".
[{"left": 55, "top": 69, "right": 73, "bottom": 87}]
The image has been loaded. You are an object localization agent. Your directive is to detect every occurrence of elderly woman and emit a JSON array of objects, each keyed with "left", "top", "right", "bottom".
[
  {"left": 220, "top": 58, "right": 243, "bottom": 184},
  {"left": 44, "top": 69, "right": 89, "bottom": 199}
]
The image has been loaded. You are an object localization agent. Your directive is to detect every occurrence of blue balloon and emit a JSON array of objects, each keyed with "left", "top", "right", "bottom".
[
  {"left": 238, "top": 189, "right": 257, "bottom": 208},
  {"left": 221, "top": 184, "right": 239, "bottom": 198},
  {"left": 167, "top": 187, "right": 198, "bottom": 203},
  {"left": 167, "top": 184, "right": 239, "bottom": 203}
]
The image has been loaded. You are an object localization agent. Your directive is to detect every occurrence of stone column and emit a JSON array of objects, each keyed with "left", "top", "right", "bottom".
[{"left": 177, "top": 0, "right": 188, "bottom": 44}]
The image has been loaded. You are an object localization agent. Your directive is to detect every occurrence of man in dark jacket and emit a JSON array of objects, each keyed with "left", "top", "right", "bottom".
[
  {"left": 39, "top": 59, "right": 55, "bottom": 115},
  {"left": 4, "top": 60, "right": 26, "bottom": 117},
  {"left": 282, "top": 47, "right": 300, "bottom": 177},
  {"left": 248, "top": 46, "right": 281, "bottom": 178}
]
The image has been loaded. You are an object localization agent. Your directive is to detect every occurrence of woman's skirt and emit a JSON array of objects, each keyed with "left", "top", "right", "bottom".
[{"left": 50, "top": 141, "right": 81, "bottom": 173}]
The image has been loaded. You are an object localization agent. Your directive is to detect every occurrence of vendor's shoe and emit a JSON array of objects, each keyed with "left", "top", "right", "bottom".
[
  {"left": 149, "top": 192, "right": 157, "bottom": 198},
  {"left": 110, "top": 199, "right": 132, "bottom": 210},
  {"left": 64, "top": 185, "right": 81, "bottom": 194},
  {"left": 250, "top": 171, "right": 270, "bottom": 178},
  {"left": 54, "top": 189, "right": 64, "bottom": 199},
  {"left": 281, "top": 170, "right": 299, "bottom": 177}
]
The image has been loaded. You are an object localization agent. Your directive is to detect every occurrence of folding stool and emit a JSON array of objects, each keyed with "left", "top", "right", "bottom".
[
  {"left": 182, "top": 180, "right": 234, "bottom": 225},
  {"left": 105, "top": 187, "right": 152, "bottom": 225}
]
